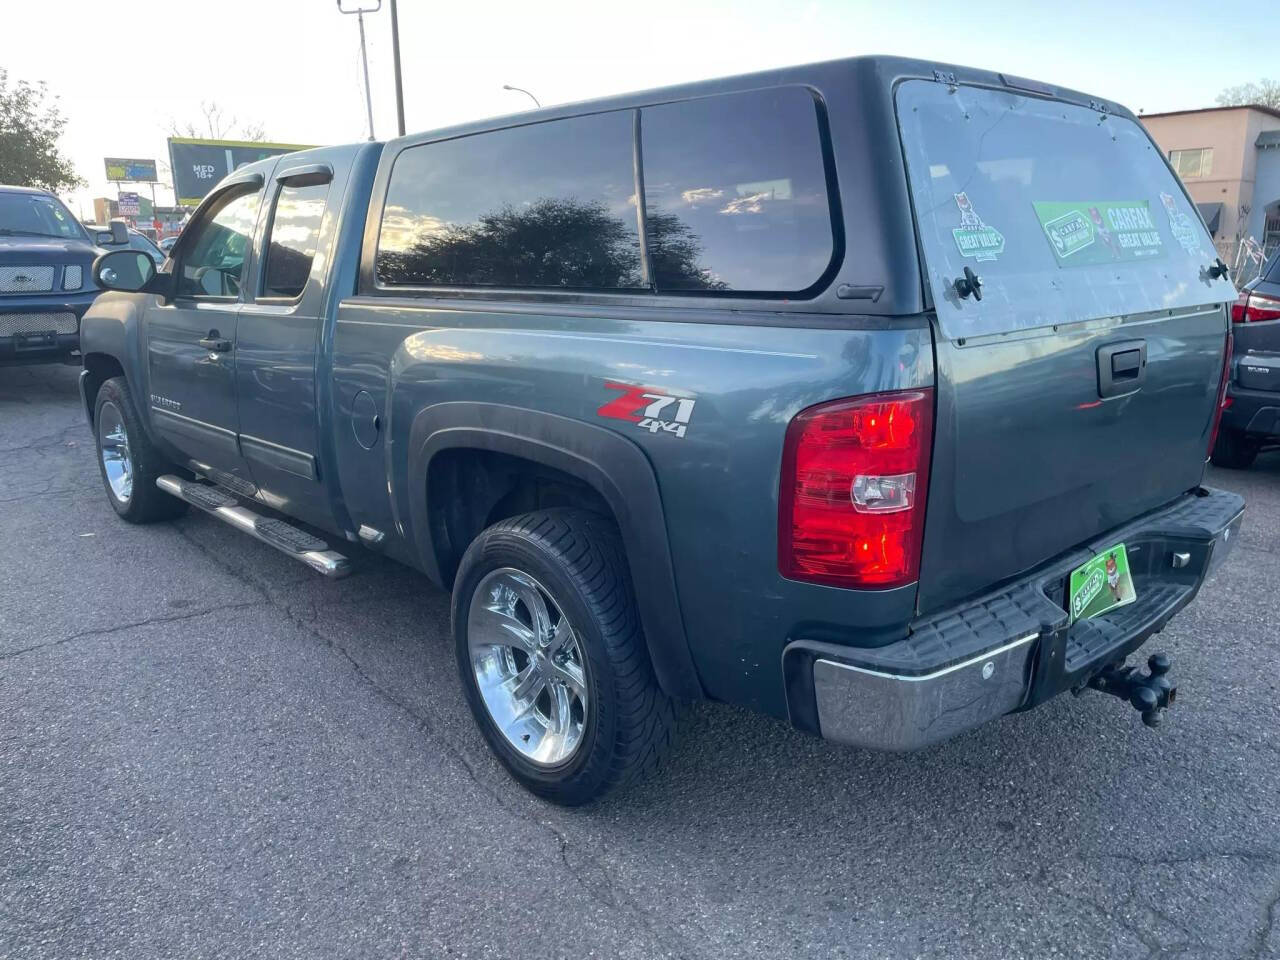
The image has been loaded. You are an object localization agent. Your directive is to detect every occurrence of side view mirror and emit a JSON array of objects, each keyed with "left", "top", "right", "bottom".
[
  {"left": 93, "top": 249, "right": 156, "bottom": 292},
  {"left": 108, "top": 220, "right": 129, "bottom": 245},
  {"left": 95, "top": 231, "right": 115, "bottom": 246}
]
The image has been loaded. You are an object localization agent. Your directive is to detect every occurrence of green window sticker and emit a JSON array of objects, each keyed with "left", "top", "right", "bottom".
[
  {"left": 951, "top": 192, "right": 1004, "bottom": 262},
  {"left": 1033, "top": 200, "right": 1164, "bottom": 267}
]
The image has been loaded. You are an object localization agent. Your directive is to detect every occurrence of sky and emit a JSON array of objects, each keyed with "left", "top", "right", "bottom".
[{"left": 3, "top": 0, "right": 1270, "bottom": 217}]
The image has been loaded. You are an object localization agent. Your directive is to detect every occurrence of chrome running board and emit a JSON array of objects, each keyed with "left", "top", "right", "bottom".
[{"left": 156, "top": 474, "right": 352, "bottom": 578}]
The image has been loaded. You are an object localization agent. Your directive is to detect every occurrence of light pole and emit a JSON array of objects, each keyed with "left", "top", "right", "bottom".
[
  {"left": 390, "top": 0, "right": 405, "bottom": 136},
  {"left": 503, "top": 84, "right": 541, "bottom": 108},
  {"left": 337, "top": 0, "right": 380, "bottom": 141}
]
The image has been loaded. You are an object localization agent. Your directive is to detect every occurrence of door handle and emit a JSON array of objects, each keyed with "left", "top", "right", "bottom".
[
  {"left": 199, "top": 335, "right": 231, "bottom": 352},
  {"left": 1097, "top": 339, "right": 1147, "bottom": 398}
]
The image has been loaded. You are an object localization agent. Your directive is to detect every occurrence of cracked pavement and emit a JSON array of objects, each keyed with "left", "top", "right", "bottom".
[{"left": 3, "top": 363, "right": 1280, "bottom": 959}]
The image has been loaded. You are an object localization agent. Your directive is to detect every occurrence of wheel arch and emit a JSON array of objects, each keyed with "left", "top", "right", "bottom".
[
  {"left": 80, "top": 353, "right": 125, "bottom": 425},
  {"left": 405, "top": 402, "right": 704, "bottom": 700},
  {"left": 78, "top": 296, "right": 148, "bottom": 426}
]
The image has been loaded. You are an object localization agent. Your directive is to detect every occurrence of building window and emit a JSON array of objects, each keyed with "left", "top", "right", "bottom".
[{"left": 1169, "top": 148, "right": 1213, "bottom": 179}]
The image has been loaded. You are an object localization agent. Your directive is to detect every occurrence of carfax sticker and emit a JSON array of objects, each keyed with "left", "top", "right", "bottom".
[
  {"left": 597, "top": 382, "right": 696, "bottom": 439},
  {"left": 1033, "top": 200, "right": 1165, "bottom": 266},
  {"left": 1068, "top": 543, "right": 1137, "bottom": 623},
  {"left": 951, "top": 192, "right": 1005, "bottom": 262}
]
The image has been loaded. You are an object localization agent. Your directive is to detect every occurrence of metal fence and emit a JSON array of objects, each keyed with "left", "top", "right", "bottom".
[{"left": 1215, "top": 236, "right": 1272, "bottom": 286}]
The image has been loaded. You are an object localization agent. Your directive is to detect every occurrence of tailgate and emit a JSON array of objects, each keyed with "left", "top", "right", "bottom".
[{"left": 895, "top": 79, "right": 1235, "bottom": 613}]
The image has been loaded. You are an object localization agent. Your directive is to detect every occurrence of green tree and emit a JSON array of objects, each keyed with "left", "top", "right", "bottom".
[
  {"left": 1216, "top": 78, "right": 1280, "bottom": 110},
  {"left": 0, "top": 69, "right": 82, "bottom": 192}
]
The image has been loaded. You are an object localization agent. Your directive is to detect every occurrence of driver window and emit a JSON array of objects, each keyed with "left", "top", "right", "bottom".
[{"left": 177, "top": 189, "right": 261, "bottom": 298}]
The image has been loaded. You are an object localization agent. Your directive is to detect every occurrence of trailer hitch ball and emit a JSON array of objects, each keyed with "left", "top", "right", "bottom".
[
  {"left": 1132, "top": 686, "right": 1161, "bottom": 727},
  {"left": 1086, "top": 653, "right": 1177, "bottom": 728}
]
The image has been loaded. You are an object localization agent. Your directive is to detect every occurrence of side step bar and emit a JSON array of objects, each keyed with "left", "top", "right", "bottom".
[{"left": 156, "top": 475, "right": 352, "bottom": 578}]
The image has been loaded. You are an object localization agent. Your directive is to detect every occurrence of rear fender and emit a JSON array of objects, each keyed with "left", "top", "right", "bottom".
[{"left": 403, "top": 402, "right": 704, "bottom": 700}]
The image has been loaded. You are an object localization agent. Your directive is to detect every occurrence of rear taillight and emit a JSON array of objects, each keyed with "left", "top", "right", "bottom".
[
  {"left": 778, "top": 389, "right": 933, "bottom": 589},
  {"left": 1231, "top": 290, "right": 1280, "bottom": 323},
  {"left": 1207, "top": 330, "right": 1233, "bottom": 458}
]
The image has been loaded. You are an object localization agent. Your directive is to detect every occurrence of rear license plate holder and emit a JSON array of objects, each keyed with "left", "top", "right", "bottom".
[{"left": 1068, "top": 542, "right": 1137, "bottom": 624}]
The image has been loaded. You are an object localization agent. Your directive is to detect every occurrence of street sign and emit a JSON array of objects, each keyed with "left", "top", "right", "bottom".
[
  {"left": 104, "top": 157, "right": 158, "bottom": 182},
  {"left": 117, "top": 192, "right": 140, "bottom": 216},
  {"left": 167, "top": 137, "right": 314, "bottom": 206}
]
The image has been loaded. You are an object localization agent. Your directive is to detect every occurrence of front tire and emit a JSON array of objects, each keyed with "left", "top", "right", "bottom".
[
  {"left": 452, "top": 510, "right": 678, "bottom": 805},
  {"left": 1210, "top": 428, "right": 1259, "bottom": 469},
  {"left": 93, "top": 376, "right": 187, "bottom": 523}
]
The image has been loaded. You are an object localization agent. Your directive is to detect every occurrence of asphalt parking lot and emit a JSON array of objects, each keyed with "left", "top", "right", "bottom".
[{"left": 2, "top": 362, "right": 1279, "bottom": 960}]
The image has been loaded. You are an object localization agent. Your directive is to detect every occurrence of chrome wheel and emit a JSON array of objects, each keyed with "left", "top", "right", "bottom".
[
  {"left": 97, "top": 400, "right": 133, "bottom": 503},
  {"left": 468, "top": 567, "right": 589, "bottom": 766}
]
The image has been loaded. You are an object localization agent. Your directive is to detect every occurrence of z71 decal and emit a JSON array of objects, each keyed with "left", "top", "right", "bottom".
[{"left": 597, "top": 382, "right": 696, "bottom": 439}]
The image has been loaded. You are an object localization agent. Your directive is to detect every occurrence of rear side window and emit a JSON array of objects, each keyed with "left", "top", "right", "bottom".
[
  {"left": 639, "top": 88, "right": 836, "bottom": 293},
  {"left": 896, "top": 80, "right": 1233, "bottom": 339},
  {"left": 376, "top": 111, "right": 642, "bottom": 289},
  {"left": 262, "top": 180, "right": 328, "bottom": 299}
]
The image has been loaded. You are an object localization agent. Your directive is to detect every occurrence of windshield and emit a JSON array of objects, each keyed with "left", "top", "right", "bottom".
[
  {"left": 896, "top": 81, "right": 1234, "bottom": 340},
  {"left": 0, "top": 191, "right": 88, "bottom": 242}
]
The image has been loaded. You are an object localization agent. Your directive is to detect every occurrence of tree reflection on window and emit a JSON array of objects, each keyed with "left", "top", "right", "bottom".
[{"left": 377, "top": 197, "right": 726, "bottom": 291}]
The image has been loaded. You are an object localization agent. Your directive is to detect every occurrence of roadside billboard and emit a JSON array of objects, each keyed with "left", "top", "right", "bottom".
[
  {"left": 167, "top": 137, "right": 314, "bottom": 206},
  {"left": 117, "top": 192, "right": 140, "bottom": 216},
  {"left": 105, "top": 157, "right": 159, "bottom": 182}
]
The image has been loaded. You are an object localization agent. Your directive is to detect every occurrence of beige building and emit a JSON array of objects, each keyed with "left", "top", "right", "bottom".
[{"left": 1141, "top": 104, "right": 1280, "bottom": 266}]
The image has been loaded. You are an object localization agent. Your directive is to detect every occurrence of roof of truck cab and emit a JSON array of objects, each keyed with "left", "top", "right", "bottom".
[{"left": 381, "top": 54, "right": 1138, "bottom": 150}]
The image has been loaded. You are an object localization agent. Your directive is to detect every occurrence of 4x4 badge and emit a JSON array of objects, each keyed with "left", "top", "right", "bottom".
[{"left": 597, "top": 382, "right": 695, "bottom": 439}]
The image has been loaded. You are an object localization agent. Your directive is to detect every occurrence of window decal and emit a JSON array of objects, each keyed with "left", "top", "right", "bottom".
[
  {"left": 950, "top": 193, "right": 1005, "bottom": 262},
  {"left": 1160, "top": 192, "right": 1206, "bottom": 257},
  {"left": 1033, "top": 200, "right": 1163, "bottom": 266}
]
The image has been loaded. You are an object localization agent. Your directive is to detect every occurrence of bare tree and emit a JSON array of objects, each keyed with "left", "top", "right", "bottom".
[
  {"left": 1216, "top": 79, "right": 1280, "bottom": 110},
  {"left": 168, "top": 101, "right": 267, "bottom": 141}
]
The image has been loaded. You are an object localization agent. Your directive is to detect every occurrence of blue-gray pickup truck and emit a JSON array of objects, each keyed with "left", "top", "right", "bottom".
[{"left": 79, "top": 56, "right": 1243, "bottom": 804}]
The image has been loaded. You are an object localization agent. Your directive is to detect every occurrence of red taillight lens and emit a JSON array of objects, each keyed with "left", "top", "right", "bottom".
[
  {"left": 1207, "top": 330, "right": 1233, "bottom": 458},
  {"left": 1232, "top": 291, "right": 1280, "bottom": 323},
  {"left": 778, "top": 389, "right": 934, "bottom": 589}
]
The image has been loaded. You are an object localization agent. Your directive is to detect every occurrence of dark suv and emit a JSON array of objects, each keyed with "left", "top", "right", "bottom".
[
  {"left": 0, "top": 185, "right": 111, "bottom": 365},
  {"left": 1214, "top": 247, "right": 1280, "bottom": 467}
]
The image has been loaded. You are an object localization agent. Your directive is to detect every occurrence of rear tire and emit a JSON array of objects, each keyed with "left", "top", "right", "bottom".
[
  {"left": 93, "top": 376, "right": 188, "bottom": 523},
  {"left": 1210, "top": 428, "right": 1259, "bottom": 469},
  {"left": 452, "top": 509, "right": 678, "bottom": 805}
]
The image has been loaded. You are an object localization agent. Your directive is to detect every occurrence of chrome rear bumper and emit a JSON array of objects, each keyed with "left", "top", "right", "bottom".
[
  {"left": 811, "top": 632, "right": 1038, "bottom": 752},
  {"left": 786, "top": 486, "right": 1244, "bottom": 752}
]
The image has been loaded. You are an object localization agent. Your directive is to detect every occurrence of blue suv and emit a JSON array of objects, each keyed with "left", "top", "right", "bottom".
[{"left": 0, "top": 185, "right": 111, "bottom": 365}]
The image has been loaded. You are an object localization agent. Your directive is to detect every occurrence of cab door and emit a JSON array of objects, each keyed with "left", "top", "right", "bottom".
[
  {"left": 234, "top": 160, "right": 336, "bottom": 527},
  {"left": 145, "top": 179, "right": 264, "bottom": 488}
]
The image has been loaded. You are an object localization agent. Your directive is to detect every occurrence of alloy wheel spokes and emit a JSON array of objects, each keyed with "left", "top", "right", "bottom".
[
  {"left": 468, "top": 567, "right": 589, "bottom": 766},
  {"left": 97, "top": 402, "right": 133, "bottom": 503}
]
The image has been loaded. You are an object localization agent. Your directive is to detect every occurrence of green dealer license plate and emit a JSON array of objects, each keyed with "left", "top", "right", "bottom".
[{"left": 1068, "top": 543, "right": 1137, "bottom": 623}]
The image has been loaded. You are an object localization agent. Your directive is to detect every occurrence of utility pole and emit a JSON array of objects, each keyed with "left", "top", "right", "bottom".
[
  {"left": 337, "top": 0, "right": 380, "bottom": 141},
  {"left": 389, "top": 0, "right": 405, "bottom": 136}
]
